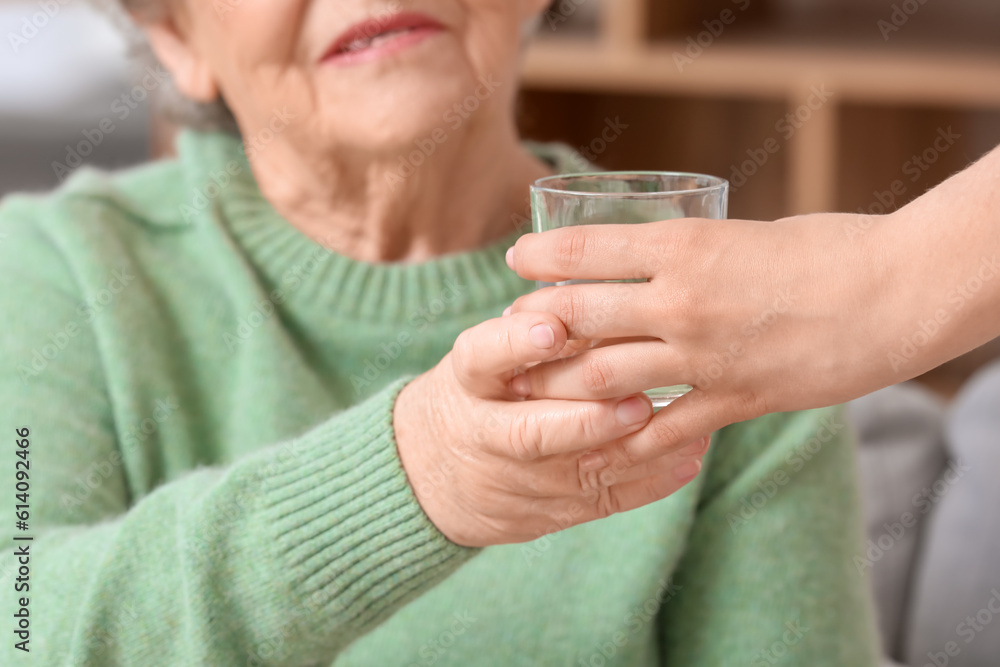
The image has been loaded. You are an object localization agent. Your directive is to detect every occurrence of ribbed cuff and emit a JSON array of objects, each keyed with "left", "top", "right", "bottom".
[{"left": 259, "top": 377, "right": 479, "bottom": 634}]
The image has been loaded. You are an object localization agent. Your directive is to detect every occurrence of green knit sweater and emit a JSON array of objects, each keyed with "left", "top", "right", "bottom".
[{"left": 0, "top": 130, "right": 878, "bottom": 666}]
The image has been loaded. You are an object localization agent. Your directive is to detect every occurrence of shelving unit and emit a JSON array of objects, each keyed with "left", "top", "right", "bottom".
[{"left": 518, "top": 0, "right": 1000, "bottom": 220}]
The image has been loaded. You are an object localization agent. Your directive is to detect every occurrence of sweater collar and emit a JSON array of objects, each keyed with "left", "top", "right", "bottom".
[{"left": 175, "top": 130, "right": 587, "bottom": 323}]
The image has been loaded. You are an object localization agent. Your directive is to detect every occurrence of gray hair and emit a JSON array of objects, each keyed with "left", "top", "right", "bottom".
[
  {"left": 98, "top": 0, "right": 538, "bottom": 133},
  {"left": 97, "top": 0, "right": 238, "bottom": 132}
]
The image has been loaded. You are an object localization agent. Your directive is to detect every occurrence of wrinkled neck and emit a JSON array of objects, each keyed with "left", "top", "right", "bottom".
[{"left": 247, "top": 118, "right": 552, "bottom": 263}]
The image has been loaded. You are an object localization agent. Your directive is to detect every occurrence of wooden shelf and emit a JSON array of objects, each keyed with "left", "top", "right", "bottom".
[
  {"left": 523, "top": 38, "right": 1000, "bottom": 109},
  {"left": 519, "top": 1, "right": 1000, "bottom": 218}
]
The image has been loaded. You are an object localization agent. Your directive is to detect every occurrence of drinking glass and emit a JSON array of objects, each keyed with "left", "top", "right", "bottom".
[{"left": 530, "top": 171, "right": 729, "bottom": 408}]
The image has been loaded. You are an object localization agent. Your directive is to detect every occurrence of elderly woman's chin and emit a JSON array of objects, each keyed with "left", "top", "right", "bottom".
[{"left": 312, "top": 45, "right": 510, "bottom": 153}]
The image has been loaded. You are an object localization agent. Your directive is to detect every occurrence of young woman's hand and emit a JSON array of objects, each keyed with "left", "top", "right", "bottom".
[
  {"left": 393, "top": 312, "right": 709, "bottom": 548},
  {"left": 507, "top": 146, "right": 1000, "bottom": 454},
  {"left": 505, "top": 213, "right": 911, "bottom": 453}
]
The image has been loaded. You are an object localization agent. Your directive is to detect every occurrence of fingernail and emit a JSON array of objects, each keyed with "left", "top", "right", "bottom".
[
  {"left": 677, "top": 436, "right": 710, "bottom": 457},
  {"left": 579, "top": 450, "right": 607, "bottom": 472},
  {"left": 510, "top": 374, "right": 531, "bottom": 397},
  {"left": 529, "top": 324, "right": 555, "bottom": 349},
  {"left": 502, "top": 306, "right": 512, "bottom": 317},
  {"left": 674, "top": 459, "right": 702, "bottom": 482},
  {"left": 505, "top": 247, "right": 515, "bottom": 270},
  {"left": 616, "top": 397, "right": 652, "bottom": 426}
]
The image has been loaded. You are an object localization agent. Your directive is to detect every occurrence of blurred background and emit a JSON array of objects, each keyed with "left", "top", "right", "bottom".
[
  {"left": 2, "top": 1, "right": 999, "bottom": 665},
  {"left": 0, "top": 0, "right": 149, "bottom": 197}
]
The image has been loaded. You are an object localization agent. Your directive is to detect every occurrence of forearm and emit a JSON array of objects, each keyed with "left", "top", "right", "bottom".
[
  {"left": 1, "top": 380, "right": 477, "bottom": 665},
  {"left": 506, "top": 142, "right": 1000, "bottom": 451},
  {"left": 881, "top": 144, "right": 1000, "bottom": 378},
  {"left": 0, "top": 213, "right": 479, "bottom": 663}
]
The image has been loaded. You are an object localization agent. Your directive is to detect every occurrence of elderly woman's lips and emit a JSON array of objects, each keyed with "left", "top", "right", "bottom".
[{"left": 321, "top": 12, "right": 444, "bottom": 66}]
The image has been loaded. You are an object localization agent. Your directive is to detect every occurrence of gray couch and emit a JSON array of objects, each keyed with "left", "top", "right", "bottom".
[{"left": 851, "top": 361, "right": 1000, "bottom": 667}]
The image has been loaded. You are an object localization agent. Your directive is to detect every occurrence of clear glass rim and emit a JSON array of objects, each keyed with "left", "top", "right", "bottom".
[{"left": 531, "top": 171, "right": 730, "bottom": 198}]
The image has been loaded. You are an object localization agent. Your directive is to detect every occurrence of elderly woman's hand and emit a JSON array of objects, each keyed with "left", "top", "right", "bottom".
[
  {"left": 394, "top": 312, "right": 709, "bottom": 548},
  {"left": 505, "top": 213, "right": 911, "bottom": 453}
]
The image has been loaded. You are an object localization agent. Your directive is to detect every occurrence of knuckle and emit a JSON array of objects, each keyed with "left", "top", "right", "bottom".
[
  {"left": 639, "top": 477, "right": 664, "bottom": 505},
  {"left": 452, "top": 328, "right": 475, "bottom": 367},
  {"left": 451, "top": 329, "right": 483, "bottom": 389},
  {"left": 668, "top": 283, "right": 704, "bottom": 338},
  {"left": 451, "top": 330, "right": 478, "bottom": 384},
  {"left": 581, "top": 355, "right": 618, "bottom": 394},
  {"left": 613, "top": 441, "right": 641, "bottom": 470},
  {"left": 731, "top": 389, "right": 768, "bottom": 421},
  {"left": 597, "top": 464, "right": 621, "bottom": 490},
  {"left": 576, "top": 462, "right": 600, "bottom": 496},
  {"left": 507, "top": 413, "right": 542, "bottom": 461},
  {"left": 574, "top": 406, "right": 604, "bottom": 446},
  {"left": 640, "top": 247, "right": 664, "bottom": 277},
  {"left": 672, "top": 220, "right": 711, "bottom": 259},
  {"left": 647, "top": 418, "right": 686, "bottom": 451},
  {"left": 496, "top": 322, "right": 518, "bottom": 360},
  {"left": 553, "top": 290, "right": 586, "bottom": 331},
  {"left": 554, "top": 228, "right": 589, "bottom": 273},
  {"left": 599, "top": 439, "right": 640, "bottom": 474},
  {"left": 596, "top": 486, "right": 624, "bottom": 519},
  {"left": 642, "top": 284, "right": 671, "bottom": 322},
  {"left": 632, "top": 236, "right": 663, "bottom": 277}
]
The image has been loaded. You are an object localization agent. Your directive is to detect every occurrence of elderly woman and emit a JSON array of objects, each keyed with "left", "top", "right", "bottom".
[{"left": 1, "top": 0, "right": 878, "bottom": 664}]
